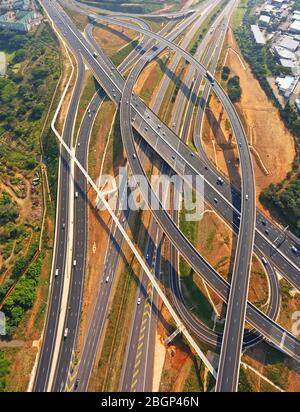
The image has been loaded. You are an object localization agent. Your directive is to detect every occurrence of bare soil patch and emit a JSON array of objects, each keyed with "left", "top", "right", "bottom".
[
  {"left": 224, "top": 29, "right": 295, "bottom": 208},
  {"left": 92, "top": 25, "right": 138, "bottom": 58}
]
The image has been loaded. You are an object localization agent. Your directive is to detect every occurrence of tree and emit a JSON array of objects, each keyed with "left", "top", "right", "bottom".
[
  {"left": 30, "top": 103, "right": 45, "bottom": 120},
  {"left": 31, "top": 67, "right": 49, "bottom": 80},
  {"left": 228, "top": 76, "right": 242, "bottom": 103},
  {"left": 13, "top": 49, "right": 26, "bottom": 64},
  {"left": 221, "top": 66, "right": 230, "bottom": 81}
]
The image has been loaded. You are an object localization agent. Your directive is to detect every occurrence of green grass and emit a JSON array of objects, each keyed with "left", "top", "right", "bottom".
[
  {"left": 62, "top": 5, "right": 88, "bottom": 31},
  {"left": 0, "top": 350, "right": 11, "bottom": 392},
  {"left": 111, "top": 39, "right": 139, "bottom": 67},
  {"left": 140, "top": 57, "right": 167, "bottom": 106},
  {"left": 181, "top": 273, "right": 214, "bottom": 328},
  {"left": 112, "top": 111, "right": 124, "bottom": 167},
  {"left": 238, "top": 366, "right": 253, "bottom": 392},
  {"left": 183, "top": 357, "right": 204, "bottom": 392},
  {"left": 78, "top": 0, "right": 181, "bottom": 14},
  {"left": 232, "top": 0, "right": 249, "bottom": 30},
  {"left": 205, "top": 228, "right": 216, "bottom": 252}
]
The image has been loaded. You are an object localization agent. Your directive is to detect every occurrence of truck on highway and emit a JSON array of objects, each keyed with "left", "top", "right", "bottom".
[
  {"left": 261, "top": 257, "right": 268, "bottom": 266},
  {"left": 206, "top": 70, "right": 215, "bottom": 84}
]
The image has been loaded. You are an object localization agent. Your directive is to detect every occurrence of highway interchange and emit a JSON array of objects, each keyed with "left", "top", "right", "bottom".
[{"left": 32, "top": 0, "right": 300, "bottom": 392}]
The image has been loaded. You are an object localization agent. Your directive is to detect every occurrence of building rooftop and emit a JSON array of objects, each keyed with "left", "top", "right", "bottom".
[
  {"left": 279, "top": 36, "right": 299, "bottom": 51},
  {"left": 274, "top": 46, "right": 295, "bottom": 59},
  {"left": 0, "top": 9, "right": 34, "bottom": 32},
  {"left": 280, "top": 58, "right": 294, "bottom": 67},
  {"left": 264, "top": 4, "right": 275, "bottom": 12},
  {"left": 290, "top": 20, "right": 300, "bottom": 33},
  {"left": 259, "top": 15, "right": 271, "bottom": 24},
  {"left": 276, "top": 76, "right": 298, "bottom": 97},
  {"left": 251, "top": 25, "right": 266, "bottom": 44}
]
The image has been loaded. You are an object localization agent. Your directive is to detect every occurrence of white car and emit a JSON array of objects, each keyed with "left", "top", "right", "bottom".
[{"left": 137, "top": 298, "right": 141, "bottom": 305}]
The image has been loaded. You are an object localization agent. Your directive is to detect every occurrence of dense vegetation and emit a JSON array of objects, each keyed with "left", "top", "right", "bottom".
[
  {"left": 221, "top": 65, "right": 230, "bottom": 81},
  {"left": 0, "top": 193, "right": 19, "bottom": 225},
  {"left": 227, "top": 75, "right": 242, "bottom": 103},
  {"left": 79, "top": 0, "right": 180, "bottom": 14},
  {"left": 0, "top": 22, "right": 60, "bottom": 345},
  {"left": 260, "top": 173, "right": 300, "bottom": 232},
  {"left": 2, "top": 258, "right": 42, "bottom": 337},
  {"left": 0, "top": 351, "right": 10, "bottom": 391},
  {"left": 234, "top": 0, "right": 300, "bottom": 234}
]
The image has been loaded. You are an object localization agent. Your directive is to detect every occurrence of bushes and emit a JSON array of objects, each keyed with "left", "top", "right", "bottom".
[
  {"left": 0, "top": 279, "right": 14, "bottom": 302},
  {"left": 0, "top": 193, "right": 19, "bottom": 224},
  {"left": 31, "top": 67, "right": 49, "bottom": 81},
  {"left": 0, "top": 30, "right": 27, "bottom": 52},
  {"left": 2, "top": 258, "right": 42, "bottom": 337},
  {"left": 227, "top": 75, "right": 242, "bottom": 102},
  {"left": 30, "top": 103, "right": 45, "bottom": 121},
  {"left": 260, "top": 173, "right": 300, "bottom": 235},
  {"left": 221, "top": 66, "right": 230, "bottom": 81},
  {"left": 10, "top": 240, "right": 38, "bottom": 280},
  {"left": 0, "top": 351, "right": 10, "bottom": 392},
  {"left": 13, "top": 49, "right": 26, "bottom": 64}
]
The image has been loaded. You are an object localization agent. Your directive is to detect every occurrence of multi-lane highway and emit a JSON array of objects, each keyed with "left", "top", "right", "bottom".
[
  {"left": 34, "top": 0, "right": 300, "bottom": 392},
  {"left": 33, "top": 49, "right": 85, "bottom": 392},
  {"left": 116, "top": 21, "right": 299, "bottom": 362}
]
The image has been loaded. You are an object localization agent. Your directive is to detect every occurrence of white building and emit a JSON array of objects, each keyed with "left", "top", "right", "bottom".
[
  {"left": 271, "top": 0, "right": 284, "bottom": 6},
  {"left": 259, "top": 15, "right": 271, "bottom": 24},
  {"left": 279, "top": 36, "right": 299, "bottom": 52},
  {"left": 276, "top": 76, "right": 298, "bottom": 98},
  {"left": 262, "top": 4, "right": 275, "bottom": 15},
  {"left": 293, "top": 13, "right": 300, "bottom": 21},
  {"left": 274, "top": 46, "right": 295, "bottom": 59},
  {"left": 251, "top": 25, "right": 266, "bottom": 44},
  {"left": 290, "top": 20, "right": 300, "bottom": 34},
  {"left": 280, "top": 58, "right": 295, "bottom": 68}
]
